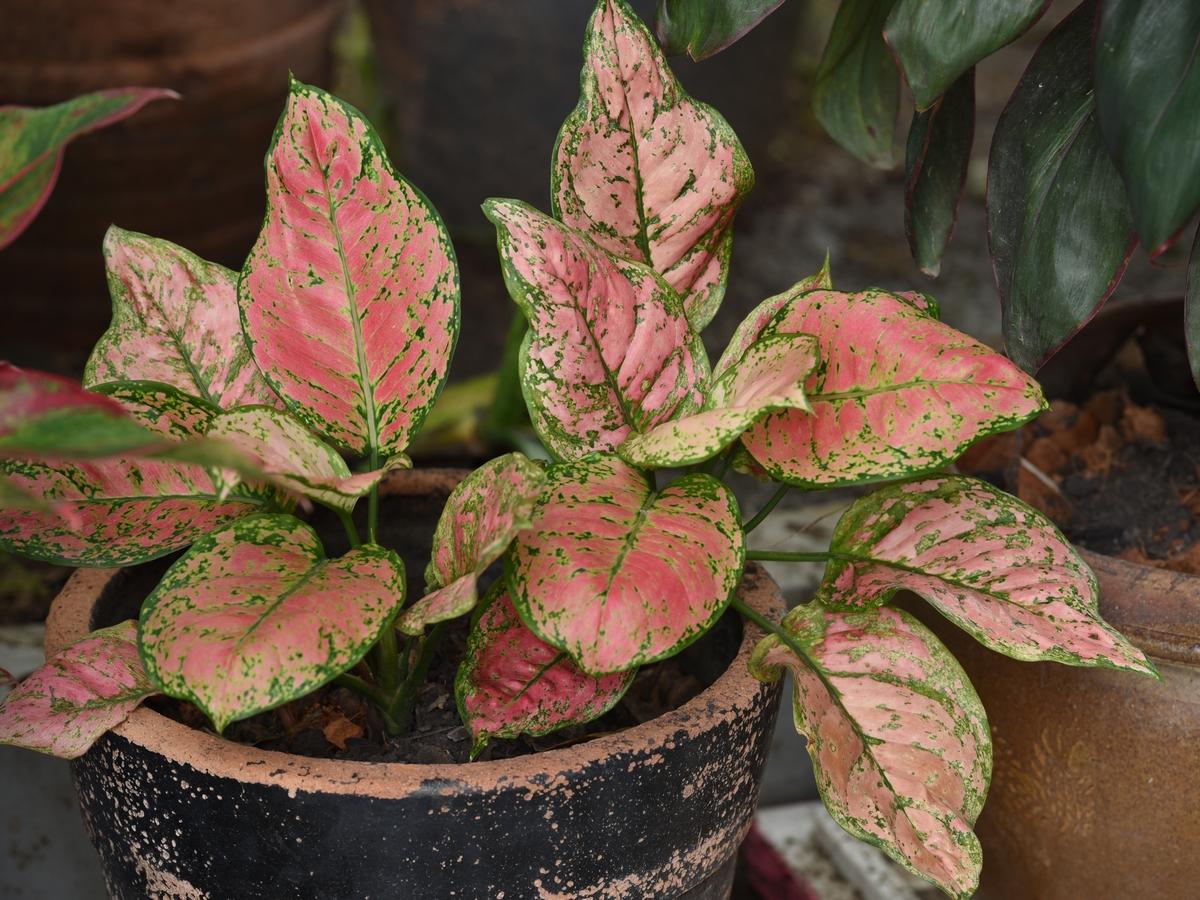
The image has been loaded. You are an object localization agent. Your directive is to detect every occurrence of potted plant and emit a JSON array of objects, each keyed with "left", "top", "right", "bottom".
[{"left": 0, "top": 2, "right": 1153, "bottom": 897}]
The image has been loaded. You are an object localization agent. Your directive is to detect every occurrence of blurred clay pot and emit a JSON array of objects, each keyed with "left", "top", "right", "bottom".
[{"left": 0, "top": 0, "right": 346, "bottom": 369}]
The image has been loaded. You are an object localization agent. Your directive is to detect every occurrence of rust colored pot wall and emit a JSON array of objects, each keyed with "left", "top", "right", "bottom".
[
  {"left": 910, "top": 553, "right": 1200, "bottom": 899},
  {"left": 0, "top": 0, "right": 345, "bottom": 368},
  {"left": 45, "top": 473, "right": 784, "bottom": 899}
]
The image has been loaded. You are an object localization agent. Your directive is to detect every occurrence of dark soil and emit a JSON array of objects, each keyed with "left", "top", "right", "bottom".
[{"left": 960, "top": 331, "right": 1200, "bottom": 573}]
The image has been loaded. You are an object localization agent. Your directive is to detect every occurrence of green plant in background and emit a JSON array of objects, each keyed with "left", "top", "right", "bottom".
[{"left": 658, "top": 0, "right": 1200, "bottom": 382}]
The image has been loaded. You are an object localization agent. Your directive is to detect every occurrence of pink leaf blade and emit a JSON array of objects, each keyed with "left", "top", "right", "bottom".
[
  {"left": 239, "top": 78, "right": 459, "bottom": 457},
  {"left": 85, "top": 227, "right": 279, "bottom": 409},
  {"left": 817, "top": 475, "right": 1156, "bottom": 676},
  {"left": 401, "top": 453, "right": 546, "bottom": 635},
  {"left": 749, "top": 604, "right": 989, "bottom": 899},
  {"left": 486, "top": 198, "right": 708, "bottom": 461},
  {"left": 139, "top": 514, "right": 406, "bottom": 731},
  {"left": 0, "top": 621, "right": 156, "bottom": 759},
  {"left": 0, "top": 88, "right": 177, "bottom": 249},
  {"left": 740, "top": 290, "right": 1046, "bottom": 486},
  {"left": 553, "top": 0, "right": 754, "bottom": 329},
  {"left": 620, "top": 333, "right": 817, "bottom": 468},
  {"left": 89, "top": 380, "right": 221, "bottom": 439},
  {"left": 456, "top": 583, "right": 634, "bottom": 757},
  {"left": 511, "top": 454, "right": 743, "bottom": 674}
]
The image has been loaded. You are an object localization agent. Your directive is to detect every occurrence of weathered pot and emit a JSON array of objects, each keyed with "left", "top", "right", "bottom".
[
  {"left": 911, "top": 553, "right": 1200, "bottom": 899},
  {"left": 918, "top": 295, "right": 1200, "bottom": 898},
  {"left": 46, "top": 471, "right": 784, "bottom": 899},
  {"left": 0, "top": 0, "right": 345, "bottom": 368}
]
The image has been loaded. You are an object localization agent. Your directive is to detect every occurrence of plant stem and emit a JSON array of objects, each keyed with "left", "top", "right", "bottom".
[
  {"left": 742, "top": 484, "right": 789, "bottom": 533},
  {"left": 375, "top": 625, "right": 401, "bottom": 696},
  {"left": 746, "top": 549, "right": 831, "bottom": 563},
  {"left": 730, "top": 597, "right": 809, "bottom": 663},
  {"left": 334, "top": 672, "right": 390, "bottom": 708},
  {"left": 387, "top": 622, "right": 448, "bottom": 734},
  {"left": 367, "top": 448, "right": 381, "bottom": 545},
  {"left": 337, "top": 509, "right": 362, "bottom": 548}
]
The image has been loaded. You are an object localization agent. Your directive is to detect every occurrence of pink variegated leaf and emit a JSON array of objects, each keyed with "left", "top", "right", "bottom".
[
  {"left": 205, "top": 406, "right": 399, "bottom": 513},
  {"left": 400, "top": 453, "right": 546, "bottom": 635},
  {"left": 750, "top": 603, "right": 990, "bottom": 899},
  {"left": 139, "top": 514, "right": 405, "bottom": 731},
  {"left": 717, "top": 257, "right": 832, "bottom": 377},
  {"left": 0, "top": 89, "right": 176, "bottom": 249},
  {"left": 553, "top": 0, "right": 754, "bottom": 329},
  {"left": 456, "top": 583, "right": 634, "bottom": 758},
  {"left": 0, "top": 621, "right": 156, "bottom": 759},
  {"left": 817, "top": 475, "right": 1156, "bottom": 675},
  {"left": 619, "top": 333, "right": 817, "bottom": 468},
  {"left": 485, "top": 199, "right": 708, "bottom": 461},
  {"left": 85, "top": 227, "right": 279, "bottom": 409},
  {"left": 90, "top": 380, "right": 220, "bottom": 439},
  {"left": 0, "top": 457, "right": 265, "bottom": 566},
  {"left": 0, "top": 361, "right": 126, "bottom": 434},
  {"left": 511, "top": 454, "right": 743, "bottom": 674},
  {"left": 239, "top": 78, "right": 459, "bottom": 457},
  {"left": 739, "top": 289, "right": 1046, "bottom": 486}
]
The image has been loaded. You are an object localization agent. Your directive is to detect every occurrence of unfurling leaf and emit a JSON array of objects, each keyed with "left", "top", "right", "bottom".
[
  {"left": 400, "top": 453, "right": 546, "bottom": 635},
  {"left": 988, "top": 1, "right": 1135, "bottom": 373},
  {"left": 0, "top": 621, "right": 156, "bottom": 759},
  {"left": 750, "top": 604, "right": 990, "bottom": 899},
  {"left": 485, "top": 199, "right": 707, "bottom": 462},
  {"left": 85, "top": 227, "right": 279, "bottom": 409},
  {"left": 1095, "top": 0, "right": 1200, "bottom": 255},
  {"left": 140, "top": 514, "right": 405, "bottom": 731},
  {"left": 456, "top": 583, "right": 633, "bottom": 757},
  {"left": 555, "top": 0, "right": 754, "bottom": 328},
  {"left": 0, "top": 89, "right": 176, "bottom": 249},
  {"left": 813, "top": 0, "right": 900, "bottom": 168},
  {"left": 719, "top": 259, "right": 833, "bottom": 369},
  {"left": 816, "top": 475, "right": 1156, "bottom": 675},
  {"left": 885, "top": 0, "right": 1048, "bottom": 110},
  {"left": 240, "top": 78, "right": 459, "bottom": 457},
  {"left": 619, "top": 333, "right": 817, "bottom": 468},
  {"left": 206, "top": 406, "right": 390, "bottom": 512},
  {"left": 737, "top": 289, "right": 1045, "bottom": 486},
  {"left": 904, "top": 70, "right": 974, "bottom": 276},
  {"left": 510, "top": 454, "right": 743, "bottom": 674},
  {"left": 654, "top": 0, "right": 787, "bottom": 60}
]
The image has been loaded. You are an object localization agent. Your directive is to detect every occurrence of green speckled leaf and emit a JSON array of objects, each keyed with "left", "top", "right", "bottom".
[
  {"left": 510, "top": 454, "right": 743, "bottom": 674},
  {"left": 139, "top": 514, "right": 406, "bottom": 731}
]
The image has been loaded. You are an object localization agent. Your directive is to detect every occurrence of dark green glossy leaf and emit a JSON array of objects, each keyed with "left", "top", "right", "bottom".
[
  {"left": 1095, "top": 0, "right": 1200, "bottom": 255},
  {"left": 1186, "top": 227, "right": 1200, "bottom": 390},
  {"left": 813, "top": 0, "right": 900, "bottom": 168},
  {"left": 654, "top": 0, "right": 786, "bottom": 60},
  {"left": 987, "top": 0, "right": 1135, "bottom": 372},
  {"left": 885, "top": 0, "right": 1048, "bottom": 110},
  {"left": 904, "top": 69, "right": 974, "bottom": 276}
]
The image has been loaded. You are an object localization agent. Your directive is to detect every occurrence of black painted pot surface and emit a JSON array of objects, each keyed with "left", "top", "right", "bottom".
[{"left": 48, "top": 556, "right": 783, "bottom": 899}]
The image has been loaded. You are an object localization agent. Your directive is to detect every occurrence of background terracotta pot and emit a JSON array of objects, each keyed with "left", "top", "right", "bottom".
[
  {"left": 0, "top": 0, "right": 346, "bottom": 370},
  {"left": 47, "top": 471, "right": 784, "bottom": 900}
]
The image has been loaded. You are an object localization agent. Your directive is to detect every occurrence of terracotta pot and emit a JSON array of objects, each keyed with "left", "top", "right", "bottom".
[
  {"left": 46, "top": 471, "right": 784, "bottom": 899},
  {"left": 0, "top": 0, "right": 346, "bottom": 370},
  {"left": 915, "top": 295, "right": 1200, "bottom": 898}
]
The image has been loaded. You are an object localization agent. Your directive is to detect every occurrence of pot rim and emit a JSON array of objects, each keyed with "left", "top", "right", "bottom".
[{"left": 45, "top": 470, "right": 784, "bottom": 798}]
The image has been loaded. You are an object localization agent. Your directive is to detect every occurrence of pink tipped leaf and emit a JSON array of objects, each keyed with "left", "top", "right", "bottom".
[
  {"left": 738, "top": 289, "right": 1046, "bottom": 486},
  {"left": 455, "top": 583, "right": 634, "bottom": 757},
  {"left": 85, "top": 227, "right": 279, "bottom": 409},
  {"left": 485, "top": 198, "right": 708, "bottom": 461},
  {"left": 0, "top": 89, "right": 176, "bottom": 249},
  {"left": 750, "top": 603, "right": 990, "bottom": 899},
  {"left": 554, "top": 0, "right": 754, "bottom": 328},
  {"left": 0, "top": 621, "right": 156, "bottom": 759},
  {"left": 816, "top": 474, "right": 1156, "bottom": 675},
  {"left": 400, "top": 453, "right": 546, "bottom": 635},
  {"left": 511, "top": 454, "right": 743, "bottom": 674},
  {"left": 619, "top": 333, "right": 817, "bottom": 468},
  {"left": 239, "top": 78, "right": 459, "bottom": 457},
  {"left": 205, "top": 406, "right": 399, "bottom": 513},
  {"left": 139, "top": 513, "right": 406, "bottom": 731}
]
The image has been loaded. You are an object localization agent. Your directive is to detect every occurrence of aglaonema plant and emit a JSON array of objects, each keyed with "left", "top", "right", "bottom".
[{"left": 0, "top": 3, "right": 1155, "bottom": 897}]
